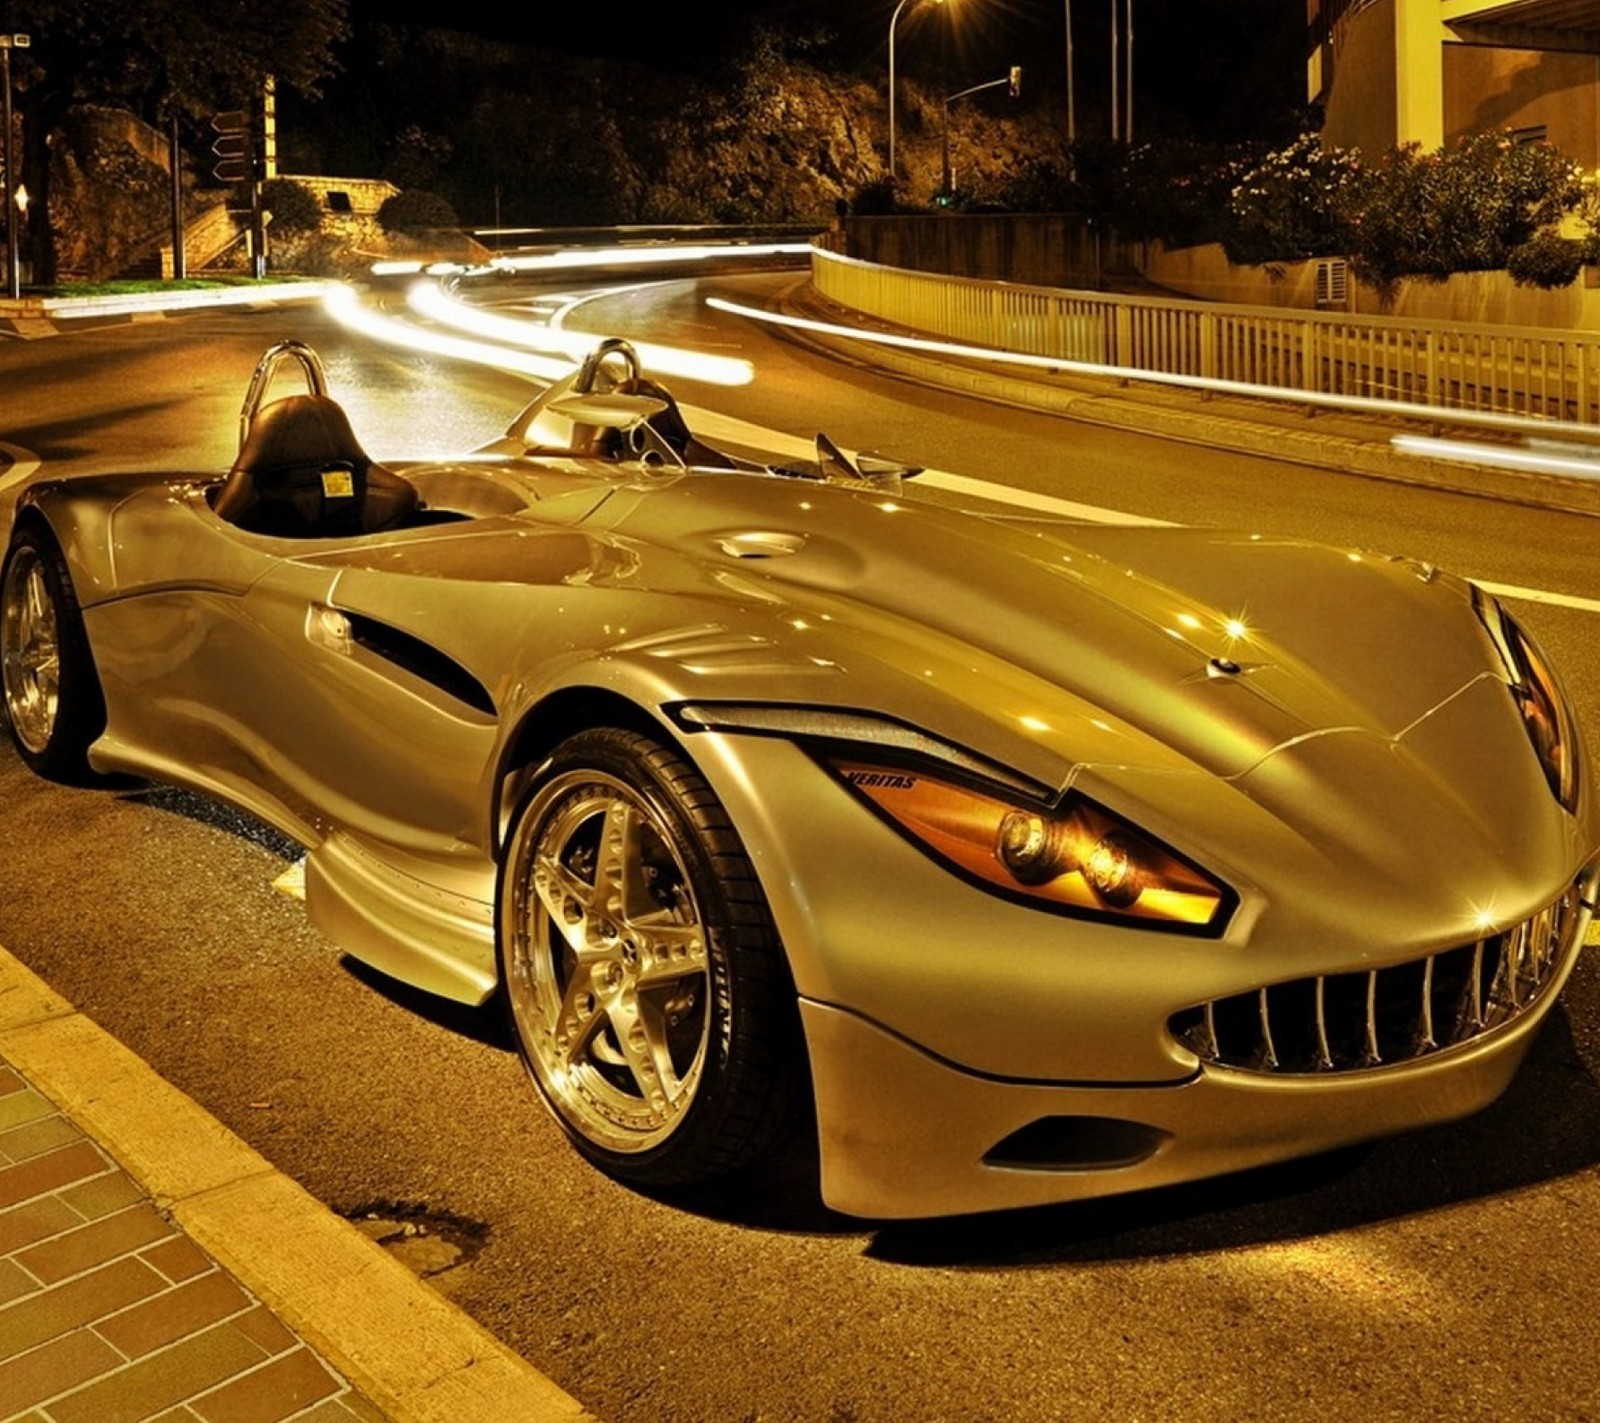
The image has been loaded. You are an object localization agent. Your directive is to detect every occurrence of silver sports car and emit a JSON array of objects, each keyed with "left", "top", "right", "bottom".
[{"left": 3, "top": 338, "right": 1595, "bottom": 1219}]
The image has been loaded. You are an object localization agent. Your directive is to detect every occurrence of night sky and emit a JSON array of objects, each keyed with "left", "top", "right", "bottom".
[{"left": 350, "top": 0, "right": 1307, "bottom": 143}]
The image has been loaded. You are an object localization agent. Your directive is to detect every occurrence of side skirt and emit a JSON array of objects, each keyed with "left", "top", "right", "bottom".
[{"left": 305, "top": 831, "right": 498, "bottom": 1005}]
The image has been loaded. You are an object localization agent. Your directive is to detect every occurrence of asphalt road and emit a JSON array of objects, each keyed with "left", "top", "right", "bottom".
[{"left": 3, "top": 276, "right": 1600, "bottom": 1423}]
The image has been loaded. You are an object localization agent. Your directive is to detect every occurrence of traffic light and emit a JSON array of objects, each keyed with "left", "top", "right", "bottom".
[{"left": 211, "top": 109, "right": 255, "bottom": 186}]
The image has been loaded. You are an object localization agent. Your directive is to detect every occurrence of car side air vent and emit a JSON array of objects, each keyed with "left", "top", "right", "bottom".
[{"left": 344, "top": 612, "right": 496, "bottom": 716}]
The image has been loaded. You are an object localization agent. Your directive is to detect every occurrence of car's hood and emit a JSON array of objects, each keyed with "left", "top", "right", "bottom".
[{"left": 586, "top": 475, "right": 1502, "bottom": 785}]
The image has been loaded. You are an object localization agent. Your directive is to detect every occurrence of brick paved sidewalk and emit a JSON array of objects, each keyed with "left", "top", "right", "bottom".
[
  {"left": 1, "top": 1056, "right": 383, "bottom": 1423},
  {"left": 0, "top": 946, "right": 597, "bottom": 1423}
]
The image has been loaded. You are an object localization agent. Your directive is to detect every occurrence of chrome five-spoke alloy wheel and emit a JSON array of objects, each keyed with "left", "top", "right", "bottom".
[
  {"left": 499, "top": 728, "right": 794, "bottom": 1186},
  {"left": 2, "top": 541, "right": 63, "bottom": 757}
]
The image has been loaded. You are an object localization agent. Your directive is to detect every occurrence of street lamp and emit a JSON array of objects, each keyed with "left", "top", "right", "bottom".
[
  {"left": 1109, "top": 0, "right": 1133, "bottom": 143},
  {"left": 1064, "top": 1, "right": 1076, "bottom": 151},
  {"left": 2, "top": 32, "right": 29, "bottom": 301},
  {"left": 888, "top": 0, "right": 944, "bottom": 184}
]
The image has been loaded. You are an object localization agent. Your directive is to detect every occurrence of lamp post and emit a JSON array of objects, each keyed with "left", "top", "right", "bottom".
[
  {"left": 1125, "top": 0, "right": 1134, "bottom": 142},
  {"left": 888, "top": 0, "right": 944, "bottom": 184},
  {"left": 1064, "top": 1, "right": 1076, "bottom": 150},
  {"left": 2, "top": 33, "right": 29, "bottom": 301},
  {"left": 1109, "top": 0, "right": 1118, "bottom": 142},
  {"left": 1108, "top": 0, "right": 1134, "bottom": 143}
]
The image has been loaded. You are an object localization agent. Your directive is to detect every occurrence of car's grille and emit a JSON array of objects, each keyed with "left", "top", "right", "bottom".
[{"left": 1168, "top": 875, "right": 1592, "bottom": 1075}]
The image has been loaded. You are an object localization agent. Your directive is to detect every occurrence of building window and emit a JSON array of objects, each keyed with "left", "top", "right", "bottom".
[{"left": 325, "top": 190, "right": 353, "bottom": 213}]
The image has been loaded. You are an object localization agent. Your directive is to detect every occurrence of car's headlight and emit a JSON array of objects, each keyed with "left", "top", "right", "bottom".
[
  {"left": 1476, "top": 591, "right": 1581, "bottom": 812},
  {"left": 826, "top": 756, "right": 1234, "bottom": 933}
]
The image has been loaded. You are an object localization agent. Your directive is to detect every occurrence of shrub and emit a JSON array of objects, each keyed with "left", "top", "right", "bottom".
[
  {"left": 1348, "top": 132, "right": 1584, "bottom": 288},
  {"left": 1507, "top": 232, "right": 1585, "bottom": 289},
  {"left": 1223, "top": 132, "right": 1366, "bottom": 266},
  {"left": 376, "top": 189, "right": 460, "bottom": 233},
  {"left": 1117, "top": 139, "right": 1248, "bottom": 248},
  {"left": 259, "top": 178, "right": 322, "bottom": 236},
  {"left": 850, "top": 178, "right": 898, "bottom": 215}
]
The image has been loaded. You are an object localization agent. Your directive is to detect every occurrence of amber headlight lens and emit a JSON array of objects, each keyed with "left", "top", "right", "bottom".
[
  {"left": 1508, "top": 618, "right": 1579, "bottom": 811},
  {"left": 829, "top": 759, "right": 1233, "bottom": 932},
  {"left": 1478, "top": 592, "right": 1582, "bottom": 813}
]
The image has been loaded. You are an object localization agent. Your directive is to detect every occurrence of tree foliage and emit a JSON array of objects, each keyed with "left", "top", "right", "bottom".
[
  {"left": 1216, "top": 129, "right": 1588, "bottom": 291},
  {"left": 1348, "top": 132, "right": 1583, "bottom": 287},
  {"left": 260, "top": 176, "right": 322, "bottom": 234},
  {"left": 0, "top": 0, "right": 346, "bottom": 120},
  {"left": 376, "top": 187, "right": 458, "bottom": 232},
  {"left": 1222, "top": 132, "right": 1367, "bottom": 266},
  {"left": 0, "top": 0, "right": 347, "bottom": 279}
]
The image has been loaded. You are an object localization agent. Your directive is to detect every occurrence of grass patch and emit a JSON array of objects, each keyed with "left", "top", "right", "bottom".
[{"left": 21, "top": 276, "right": 313, "bottom": 298}]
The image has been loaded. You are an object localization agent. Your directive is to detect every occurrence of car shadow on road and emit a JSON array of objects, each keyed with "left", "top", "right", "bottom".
[
  {"left": 862, "top": 1001, "right": 1600, "bottom": 1268},
  {"left": 339, "top": 955, "right": 518, "bottom": 1051}
]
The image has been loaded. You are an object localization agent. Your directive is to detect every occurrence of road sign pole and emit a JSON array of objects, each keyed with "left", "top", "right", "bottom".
[{"left": 2, "top": 35, "right": 30, "bottom": 301}]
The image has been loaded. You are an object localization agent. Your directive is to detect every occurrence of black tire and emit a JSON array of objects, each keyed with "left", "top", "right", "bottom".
[
  {"left": 0, "top": 523, "right": 107, "bottom": 784},
  {"left": 498, "top": 727, "right": 796, "bottom": 1187}
]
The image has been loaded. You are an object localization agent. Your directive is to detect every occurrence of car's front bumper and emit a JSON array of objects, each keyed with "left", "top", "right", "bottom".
[{"left": 801, "top": 961, "right": 1575, "bottom": 1219}]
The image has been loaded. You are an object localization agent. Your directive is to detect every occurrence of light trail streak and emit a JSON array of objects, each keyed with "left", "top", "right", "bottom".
[
  {"left": 406, "top": 282, "right": 752, "bottom": 386},
  {"left": 322, "top": 284, "right": 572, "bottom": 382},
  {"left": 1392, "top": 434, "right": 1600, "bottom": 482},
  {"left": 491, "top": 241, "right": 812, "bottom": 274}
]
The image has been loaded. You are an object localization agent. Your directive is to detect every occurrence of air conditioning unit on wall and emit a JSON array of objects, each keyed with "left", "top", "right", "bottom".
[{"left": 1315, "top": 257, "right": 1350, "bottom": 310}]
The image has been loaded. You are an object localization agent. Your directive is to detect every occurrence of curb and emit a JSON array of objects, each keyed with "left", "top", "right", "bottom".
[
  {"left": 0, "top": 283, "right": 332, "bottom": 340},
  {"left": 0, "top": 944, "right": 601, "bottom": 1423}
]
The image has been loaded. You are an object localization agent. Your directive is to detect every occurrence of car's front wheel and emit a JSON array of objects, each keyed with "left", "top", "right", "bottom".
[
  {"left": 0, "top": 524, "right": 106, "bottom": 783},
  {"left": 499, "top": 727, "right": 796, "bottom": 1186}
]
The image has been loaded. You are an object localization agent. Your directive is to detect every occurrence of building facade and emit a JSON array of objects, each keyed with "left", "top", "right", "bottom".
[{"left": 1308, "top": 0, "right": 1600, "bottom": 162}]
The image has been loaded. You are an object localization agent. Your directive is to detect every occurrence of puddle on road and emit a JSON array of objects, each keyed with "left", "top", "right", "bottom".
[{"left": 339, "top": 1201, "right": 489, "bottom": 1297}]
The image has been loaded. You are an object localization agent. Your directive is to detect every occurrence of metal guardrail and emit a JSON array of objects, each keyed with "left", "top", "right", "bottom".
[
  {"left": 811, "top": 246, "right": 1600, "bottom": 428},
  {"left": 478, "top": 223, "right": 827, "bottom": 252}
]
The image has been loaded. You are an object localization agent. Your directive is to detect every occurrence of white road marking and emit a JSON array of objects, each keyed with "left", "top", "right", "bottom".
[
  {"left": 1471, "top": 580, "right": 1600, "bottom": 615},
  {"left": 0, "top": 442, "right": 40, "bottom": 494},
  {"left": 684, "top": 406, "right": 1600, "bottom": 610}
]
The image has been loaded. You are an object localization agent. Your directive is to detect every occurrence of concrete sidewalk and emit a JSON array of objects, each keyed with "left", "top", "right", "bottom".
[{"left": 0, "top": 945, "right": 598, "bottom": 1423}]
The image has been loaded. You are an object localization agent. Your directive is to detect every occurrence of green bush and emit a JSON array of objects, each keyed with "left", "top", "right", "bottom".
[
  {"left": 850, "top": 178, "right": 898, "bottom": 216},
  {"left": 1223, "top": 132, "right": 1366, "bottom": 266},
  {"left": 376, "top": 189, "right": 460, "bottom": 233},
  {"left": 259, "top": 178, "right": 323, "bottom": 236},
  {"left": 1347, "top": 132, "right": 1583, "bottom": 288},
  {"left": 1507, "top": 232, "right": 1585, "bottom": 289}
]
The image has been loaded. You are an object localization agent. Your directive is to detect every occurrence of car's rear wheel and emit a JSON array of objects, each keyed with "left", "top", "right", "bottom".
[
  {"left": 0, "top": 525, "right": 106, "bottom": 783},
  {"left": 499, "top": 727, "right": 795, "bottom": 1186}
]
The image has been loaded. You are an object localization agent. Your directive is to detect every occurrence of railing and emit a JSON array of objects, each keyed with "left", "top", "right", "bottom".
[
  {"left": 811, "top": 247, "right": 1600, "bottom": 427},
  {"left": 169, "top": 202, "right": 249, "bottom": 277}
]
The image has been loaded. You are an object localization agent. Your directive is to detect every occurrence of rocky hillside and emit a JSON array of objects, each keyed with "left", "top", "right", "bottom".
[
  {"left": 279, "top": 27, "right": 1067, "bottom": 226},
  {"left": 43, "top": 27, "right": 1066, "bottom": 278}
]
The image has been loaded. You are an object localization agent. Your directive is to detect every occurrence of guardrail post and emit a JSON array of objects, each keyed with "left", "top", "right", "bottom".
[{"left": 1114, "top": 301, "right": 1133, "bottom": 373}]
